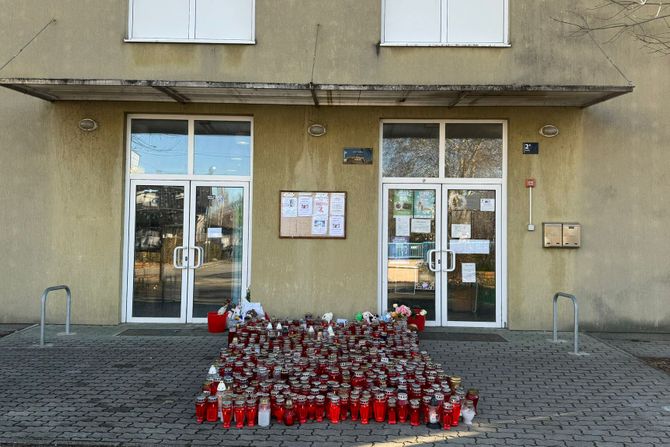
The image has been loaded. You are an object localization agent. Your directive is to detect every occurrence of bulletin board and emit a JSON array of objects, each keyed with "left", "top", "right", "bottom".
[{"left": 279, "top": 191, "right": 347, "bottom": 239}]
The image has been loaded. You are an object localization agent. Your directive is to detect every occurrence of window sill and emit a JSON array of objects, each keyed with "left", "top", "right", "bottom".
[
  {"left": 125, "top": 38, "right": 256, "bottom": 45},
  {"left": 380, "top": 42, "right": 511, "bottom": 48}
]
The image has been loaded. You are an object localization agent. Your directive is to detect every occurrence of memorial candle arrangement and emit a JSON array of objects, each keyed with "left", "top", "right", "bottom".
[{"left": 194, "top": 318, "right": 478, "bottom": 430}]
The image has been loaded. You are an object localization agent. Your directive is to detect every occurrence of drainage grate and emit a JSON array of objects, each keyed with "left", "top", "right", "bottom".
[
  {"left": 419, "top": 332, "right": 507, "bottom": 342},
  {"left": 117, "top": 328, "right": 220, "bottom": 337}
]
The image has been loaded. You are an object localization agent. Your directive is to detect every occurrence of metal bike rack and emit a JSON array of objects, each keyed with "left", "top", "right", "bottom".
[
  {"left": 551, "top": 292, "right": 587, "bottom": 355},
  {"left": 40, "top": 285, "right": 75, "bottom": 347}
]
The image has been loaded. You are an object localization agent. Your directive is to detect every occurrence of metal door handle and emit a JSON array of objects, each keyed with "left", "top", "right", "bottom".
[
  {"left": 427, "top": 249, "right": 439, "bottom": 273},
  {"left": 191, "top": 246, "right": 204, "bottom": 269},
  {"left": 173, "top": 246, "right": 187, "bottom": 269},
  {"left": 444, "top": 249, "right": 456, "bottom": 272}
]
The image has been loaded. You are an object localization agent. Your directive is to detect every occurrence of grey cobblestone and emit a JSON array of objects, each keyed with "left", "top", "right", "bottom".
[{"left": 0, "top": 326, "right": 668, "bottom": 447}]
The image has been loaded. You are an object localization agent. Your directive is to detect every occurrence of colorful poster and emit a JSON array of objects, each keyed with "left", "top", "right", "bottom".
[
  {"left": 395, "top": 216, "right": 410, "bottom": 237},
  {"left": 330, "top": 193, "right": 346, "bottom": 216},
  {"left": 312, "top": 216, "right": 328, "bottom": 235},
  {"left": 298, "top": 194, "right": 313, "bottom": 217},
  {"left": 281, "top": 194, "right": 298, "bottom": 217},
  {"left": 329, "top": 216, "right": 345, "bottom": 237},
  {"left": 462, "top": 263, "right": 476, "bottom": 283},
  {"left": 411, "top": 218, "right": 432, "bottom": 234},
  {"left": 392, "top": 190, "right": 413, "bottom": 217},
  {"left": 413, "top": 190, "right": 435, "bottom": 218},
  {"left": 313, "top": 193, "right": 329, "bottom": 217}
]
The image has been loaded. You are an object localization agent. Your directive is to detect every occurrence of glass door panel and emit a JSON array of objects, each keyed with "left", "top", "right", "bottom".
[
  {"left": 189, "top": 183, "right": 247, "bottom": 320},
  {"left": 131, "top": 183, "right": 188, "bottom": 319},
  {"left": 384, "top": 186, "right": 441, "bottom": 323},
  {"left": 445, "top": 187, "right": 498, "bottom": 324}
]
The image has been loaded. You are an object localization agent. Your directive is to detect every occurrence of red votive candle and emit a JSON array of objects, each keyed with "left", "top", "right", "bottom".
[
  {"left": 284, "top": 400, "right": 296, "bottom": 426},
  {"left": 221, "top": 399, "right": 233, "bottom": 429},
  {"left": 450, "top": 398, "right": 461, "bottom": 427},
  {"left": 387, "top": 398, "right": 397, "bottom": 425},
  {"left": 466, "top": 388, "right": 480, "bottom": 414},
  {"left": 359, "top": 397, "right": 371, "bottom": 424},
  {"left": 340, "top": 395, "right": 349, "bottom": 421},
  {"left": 315, "top": 395, "right": 325, "bottom": 422},
  {"left": 275, "top": 397, "right": 285, "bottom": 425},
  {"left": 409, "top": 399, "right": 421, "bottom": 426},
  {"left": 246, "top": 398, "right": 257, "bottom": 427},
  {"left": 296, "top": 395, "right": 308, "bottom": 424},
  {"left": 195, "top": 395, "right": 206, "bottom": 424},
  {"left": 234, "top": 399, "right": 246, "bottom": 428},
  {"left": 373, "top": 393, "right": 387, "bottom": 423},
  {"left": 329, "top": 396, "right": 341, "bottom": 424},
  {"left": 350, "top": 395, "right": 360, "bottom": 421},
  {"left": 441, "top": 403, "right": 453, "bottom": 430},
  {"left": 206, "top": 396, "right": 218, "bottom": 423},
  {"left": 397, "top": 393, "right": 409, "bottom": 423},
  {"left": 307, "top": 395, "right": 316, "bottom": 421}
]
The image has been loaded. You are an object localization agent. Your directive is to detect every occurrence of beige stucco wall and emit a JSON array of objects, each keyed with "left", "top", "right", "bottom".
[{"left": 0, "top": 0, "right": 668, "bottom": 330}]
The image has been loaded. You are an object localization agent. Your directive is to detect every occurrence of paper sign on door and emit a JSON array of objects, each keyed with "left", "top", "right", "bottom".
[{"left": 462, "top": 263, "right": 477, "bottom": 283}]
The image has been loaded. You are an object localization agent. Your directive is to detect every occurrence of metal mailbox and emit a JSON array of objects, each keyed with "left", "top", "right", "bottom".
[{"left": 543, "top": 223, "right": 581, "bottom": 248}]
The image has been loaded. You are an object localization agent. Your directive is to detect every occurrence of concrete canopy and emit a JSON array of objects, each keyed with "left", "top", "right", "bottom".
[{"left": 0, "top": 78, "right": 632, "bottom": 107}]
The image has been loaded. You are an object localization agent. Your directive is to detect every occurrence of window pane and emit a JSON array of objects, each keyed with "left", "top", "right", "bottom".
[
  {"left": 383, "top": 124, "right": 439, "bottom": 178},
  {"left": 195, "top": 0, "right": 254, "bottom": 41},
  {"left": 384, "top": 0, "right": 441, "bottom": 43},
  {"left": 445, "top": 123, "right": 503, "bottom": 178},
  {"left": 130, "top": 120, "right": 188, "bottom": 175},
  {"left": 447, "top": 0, "right": 505, "bottom": 43},
  {"left": 194, "top": 121, "right": 251, "bottom": 176},
  {"left": 131, "top": 0, "right": 190, "bottom": 40}
]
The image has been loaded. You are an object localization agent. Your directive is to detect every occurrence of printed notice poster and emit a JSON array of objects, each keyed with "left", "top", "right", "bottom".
[
  {"left": 329, "top": 216, "right": 345, "bottom": 237},
  {"left": 392, "top": 190, "right": 413, "bottom": 217},
  {"left": 281, "top": 194, "right": 298, "bottom": 217},
  {"left": 330, "top": 193, "right": 345, "bottom": 216},
  {"left": 413, "top": 190, "right": 436, "bottom": 218},
  {"left": 312, "top": 216, "right": 328, "bottom": 235},
  {"left": 207, "top": 227, "right": 223, "bottom": 239},
  {"left": 450, "top": 239, "right": 490, "bottom": 255},
  {"left": 480, "top": 198, "right": 495, "bottom": 212},
  {"left": 313, "top": 193, "right": 329, "bottom": 217},
  {"left": 451, "top": 224, "right": 471, "bottom": 239},
  {"left": 298, "top": 194, "right": 314, "bottom": 217},
  {"left": 411, "top": 218, "right": 432, "bottom": 234},
  {"left": 395, "top": 216, "right": 410, "bottom": 237},
  {"left": 462, "top": 263, "right": 477, "bottom": 283}
]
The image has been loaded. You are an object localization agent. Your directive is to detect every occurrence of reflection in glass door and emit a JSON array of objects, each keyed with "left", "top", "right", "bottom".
[
  {"left": 188, "top": 183, "right": 248, "bottom": 321},
  {"left": 444, "top": 187, "right": 500, "bottom": 325},
  {"left": 127, "top": 181, "right": 248, "bottom": 323},
  {"left": 130, "top": 182, "right": 189, "bottom": 320}
]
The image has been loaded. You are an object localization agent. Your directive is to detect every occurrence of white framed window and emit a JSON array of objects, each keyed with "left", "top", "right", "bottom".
[
  {"left": 127, "top": 0, "right": 255, "bottom": 44},
  {"left": 382, "top": 0, "right": 509, "bottom": 46}
]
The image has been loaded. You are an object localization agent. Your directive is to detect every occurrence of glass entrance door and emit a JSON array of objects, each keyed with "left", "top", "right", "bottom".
[
  {"left": 127, "top": 180, "right": 249, "bottom": 323},
  {"left": 382, "top": 184, "right": 502, "bottom": 327}
]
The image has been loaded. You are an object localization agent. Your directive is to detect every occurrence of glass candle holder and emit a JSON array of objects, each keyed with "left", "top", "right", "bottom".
[
  {"left": 359, "top": 397, "right": 371, "bottom": 424},
  {"left": 275, "top": 397, "right": 285, "bottom": 424},
  {"left": 296, "top": 395, "right": 308, "bottom": 424},
  {"left": 373, "top": 393, "right": 387, "bottom": 423},
  {"left": 339, "top": 394, "right": 349, "bottom": 421},
  {"left": 409, "top": 399, "right": 421, "bottom": 426},
  {"left": 307, "top": 395, "right": 316, "bottom": 421},
  {"left": 397, "top": 393, "right": 409, "bottom": 423},
  {"left": 450, "top": 397, "right": 461, "bottom": 427},
  {"left": 315, "top": 395, "right": 325, "bottom": 422},
  {"left": 387, "top": 398, "right": 397, "bottom": 425},
  {"left": 221, "top": 399, "right": 233, "bottom": 429},
  {"left": 234, "top": 398, "right": 246, "bottom": 428},
  {"left": 206, "top": 395, "right": 218, "bottom": 423},
  {"left": 349, "top": 394, "right": 360, "bottom": 422},
  {"left": 284, "top": 400, "right": 296, "bottom": 426},
  {"left": 466, "top": 388, "right": 480, "bottom": 414},
  {"left": 195, "top": 395, "right": 207, "bottom": 424},
  {"left": 441, "top": 403, "right": 453, "bottom": 430},
  {"left": 329, "top": 395, "right": 341, "bottom": 424},
  {"left": 246, "top": 398, "right": 258, "bottom": 427}
]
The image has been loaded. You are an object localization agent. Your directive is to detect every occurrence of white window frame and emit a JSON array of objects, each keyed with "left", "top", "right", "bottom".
[
  {"left": 126, "top": 0, "right": 256, "bottom": 44},
  {"left": 381, "top": 0, "right": 510, "bottom": 47},
  {"left": 377, "top": 119, "right": 508, "bottom": 328}
]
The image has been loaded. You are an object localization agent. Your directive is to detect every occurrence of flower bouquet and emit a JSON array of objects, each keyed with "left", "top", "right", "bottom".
[{"left": 391, "top": 304, "right": 412, "bottom": 320}]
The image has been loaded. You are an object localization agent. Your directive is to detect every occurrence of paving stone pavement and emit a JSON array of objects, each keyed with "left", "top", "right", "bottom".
[{"left": 0, "top": 325, "right": 669, "bottom": 446}]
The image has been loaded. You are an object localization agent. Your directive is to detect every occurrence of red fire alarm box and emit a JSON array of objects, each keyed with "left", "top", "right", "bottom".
[{"left": 525, "top": 178, "right": 536, "bottom": 188}]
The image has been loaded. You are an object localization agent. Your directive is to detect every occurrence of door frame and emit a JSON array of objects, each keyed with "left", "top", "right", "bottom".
[
  {"left": 121, "top": 114, "right": 254, "bottom": 323},
  {"left": 125, "top": 179, "right": 192, "bottom": 323},
  {"left": 186, "top": 180, "right": 251, "bottom": 323},
  {"left": 377, "top": 119, "right": 508, "bottom": 328}
]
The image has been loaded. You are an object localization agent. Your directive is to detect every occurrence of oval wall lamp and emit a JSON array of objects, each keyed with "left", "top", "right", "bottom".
[
  {"left": 79, "top": 118, "right": 99, "bottom": 132},
  {"left": 539, "top": 124, "right": 559, "bottom": 138},
  {"left": 307, "top": 123, "right": 327, "bottom": 137}
]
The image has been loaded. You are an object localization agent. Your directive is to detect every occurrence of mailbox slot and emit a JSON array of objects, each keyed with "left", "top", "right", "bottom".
[
  {"left": 543, "top": 223, "right": 563, "bottom": 248},
  {"left": 562, "top": 224, "right": 581, "bottom": 248},
  {"left": 543, "top": 223, "right": 581, "bottom": 248}
]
